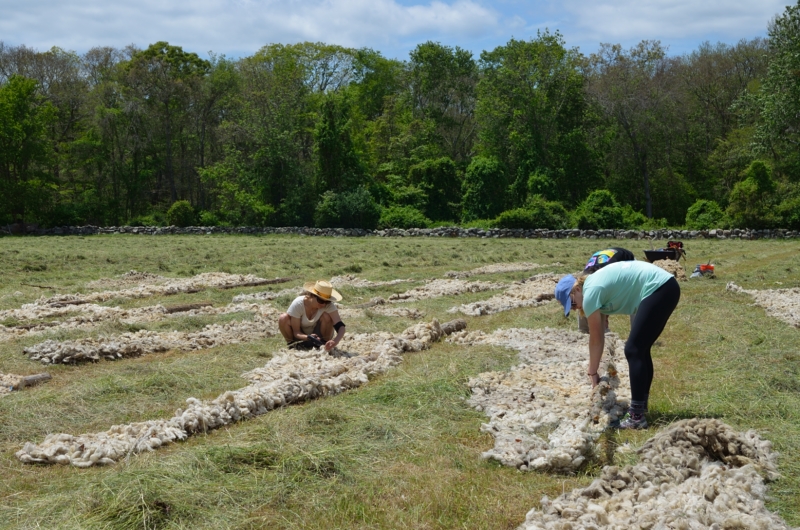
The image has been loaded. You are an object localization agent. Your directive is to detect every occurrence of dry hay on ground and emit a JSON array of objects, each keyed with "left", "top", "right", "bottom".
[
  {"left": 448, "top": 274, "right": 559, "bottom": 316},
  {"left": 0, "top": 302, "right": 280, "bottom": 342},
  {"left": 22, "top": 309, "right": 278, "bottom": 364},
  {"left": 727, "top": 282, "right": 800, "bottom": 328},
  {"left": 652, "top": 259, "right": 687, "bottom": 281},
  {"left": 388, "top": 279, "right": 507, "bottom": 303},
  {"left": 448, "top": 328, "right": 629, "bottom": 473},
  {"left": 329, "top": 275, "right": 417, "bottom": 288},
  {"left": 519, "top": 418, "right": 790, "bottom": 530},
  {"left": 85, "top": 270, "right": 167, "bottom": 290},
  {"left": 16, "top": 319, "right": 465, "bottom": 467},
  {"left": 28, "top": 272, "right": 277, "bottom": 308}
]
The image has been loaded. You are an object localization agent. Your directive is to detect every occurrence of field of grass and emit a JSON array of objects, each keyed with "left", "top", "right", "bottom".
[{"left": 0, "top": 234, "right": 799, "bottom": 529}]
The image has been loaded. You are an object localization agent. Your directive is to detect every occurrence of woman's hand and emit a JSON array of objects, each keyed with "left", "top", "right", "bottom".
[
  {"left": 588, "top": 373, "right": 600, "bottom": 388},
  {"left": 324, "top": 340, "right": 336, "bottom": 351}
]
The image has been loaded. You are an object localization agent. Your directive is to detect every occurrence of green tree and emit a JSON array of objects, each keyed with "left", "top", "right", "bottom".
[
  {"left": 477, "top": 32, "right": 598, "bottom": 207},
  {"left": 753, "top": 1, "right": 800, "bottom": 179},
  {"left": 314, "top": 93, "right": 366, "bottom": 193},
  {"left": 0, "top": 75, "right": 55, "bottom": 224},
  {"left": 461, "top": 156, "right": 506, "bottom": 222},
  {"left": 726, "top": 161, "right": 777, "bottom": 228},
  {"left": 122, "top": 42, "right": 211, "bottom": 203},
  {"left": 407, "top": 156, "right": 460, "bottom": 221}
]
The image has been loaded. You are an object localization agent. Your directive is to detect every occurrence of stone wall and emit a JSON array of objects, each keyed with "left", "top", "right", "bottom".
[{"left": 3, "top": 225, "right": 799, "bottom": 239}]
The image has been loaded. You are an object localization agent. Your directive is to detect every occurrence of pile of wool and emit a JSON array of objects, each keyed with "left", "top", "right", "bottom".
[
  {"left": 519, "top": 418, "right": 793, "bottom": 529},
  {"left": 449, "top": 274, "right": 559, "bottom": 316},
  {"left": 445, "top": 262, "right": 548, "bottom": 279},
  {"left": 231, "top": 287, "right": 300, "bottom": 303},
  {"left": 0, "top": 373, "right": 24, "bottom": 395},
  {"left": 338, "top": 301, "right": 424, "bottom": 320},
  {"left": 16, "top": 319, "right": 462, "bottom": 467},
  {"left": 22, "top": 312, "right": 277, "bottom": 364},
  {"left": 0, "top": 302, "right": 279, "bottom": 342},
  {"left": 388, "top": 279, "right": 507, "bottom": 302},
  {"left": 329, "top": 275, "right": 416, "bottom": 288},
  {"left": 727, "top": 282, "right": 800, "bottom": 328},
  {"left": 652, "top": 259, "right": 688, "bottom": 281},
  {"left": 85, "top": 270, "right": 167, "bottom": 289},
  {"left": 32, "top": 272, "right": 272, "bottom": 306},
  {"left": 449, "top": 327, "right": 630, "bottom": 473}
]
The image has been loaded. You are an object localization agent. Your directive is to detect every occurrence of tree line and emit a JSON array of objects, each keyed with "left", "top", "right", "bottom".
[{"left": 2, "top": 2, "right": 800, "bottom": 231}]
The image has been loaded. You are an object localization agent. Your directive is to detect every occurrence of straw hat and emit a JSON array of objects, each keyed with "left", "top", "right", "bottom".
[{"left": 303, "top": 280, "right": 342, "bottom": 302}]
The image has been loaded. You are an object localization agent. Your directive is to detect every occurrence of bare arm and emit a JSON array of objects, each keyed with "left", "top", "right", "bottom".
[
  {"left": 289, "top": 315, "right": 309, "bottom": 341},
  {"left": 326, "top": 311, "right": 345, "bottom": 351},
  {"left": 587, "top": 310, "right": 605, "bottom": 387}
]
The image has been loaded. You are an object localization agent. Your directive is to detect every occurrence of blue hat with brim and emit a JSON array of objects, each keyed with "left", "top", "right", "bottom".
[{"left": 555, "top": 275, "right": 576, "bottom": 316}]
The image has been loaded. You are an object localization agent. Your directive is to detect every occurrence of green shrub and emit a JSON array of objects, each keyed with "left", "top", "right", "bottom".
[
  {"left": 462, "top": 156, "right": 507, "bottom": 222},
  {"left": 128, "top": 213, "right": 164, "bottom": 227},
  {"left": 166, "top": 200, "right": 197, "bottom": 227},
  {"left": 777, "top": 196, "right": 800, "bottom": 229},
  {"left": 378, "top": 206, "right": 431, "bottom": 229},
  {"left": 685, "top": 200, "right": 726, "bottom": 230},
  {"left": 572, "top": 190, "right": 627, "bottom": 229},
  {"left": 726, "top": 161, "right": 778, "bottom": 229},
  {"left": 198, "top": 211, "right": 220, "bottom": 227},
  {"left": 314, "top": 187, "right": 381, "bottom": 229}
]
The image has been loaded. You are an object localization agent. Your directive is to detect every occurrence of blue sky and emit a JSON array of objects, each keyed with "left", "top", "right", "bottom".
[{"left": 0, "top": 0, "right": 790, "bottom": 60}]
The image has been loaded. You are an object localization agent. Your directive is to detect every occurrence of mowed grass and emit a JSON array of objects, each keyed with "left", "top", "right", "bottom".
[{"left": 0, "top": 234, "right": 799, "bottom": 529}]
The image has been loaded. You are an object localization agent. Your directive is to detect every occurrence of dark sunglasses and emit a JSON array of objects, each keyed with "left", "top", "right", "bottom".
[
  {"left": 569, "top": 294, "right": 577, "bottom": 309},
  {"left": 314, "top": 295, "right": 331, "bottom": 305}
]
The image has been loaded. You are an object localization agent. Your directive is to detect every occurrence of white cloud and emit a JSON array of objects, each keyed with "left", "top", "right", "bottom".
[
  {"left": 560, "top": 0, "right": 784, "bottom": 46},
  {"left": 0, "top": 0, "right": 502, "bottom": 58}
]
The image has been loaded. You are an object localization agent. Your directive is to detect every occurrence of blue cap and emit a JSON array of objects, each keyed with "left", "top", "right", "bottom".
[{"left": 555, "top": 275, "right": 576, "bottom": 316}]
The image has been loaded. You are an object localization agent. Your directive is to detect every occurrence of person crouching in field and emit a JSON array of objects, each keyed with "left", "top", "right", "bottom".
[
  {"left": 279, "top": 280, "right": 346, "bottom": 352},
  {"left": 555, "top": 248, "right": 635, "bottom": 333},
  {"left": 570, "top": 260, "right": 680, "bottom": 429}
]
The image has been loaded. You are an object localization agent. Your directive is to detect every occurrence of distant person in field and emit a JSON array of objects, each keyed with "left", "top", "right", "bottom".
[
  {"left": 555, "top": 248, "right": 636, "bottom": 333},
  {"left": 279, "top": 280, "right": 345, "bottom": 352},
  {"left": 570, "top": 260, "right": 681, "bottom": 430}
]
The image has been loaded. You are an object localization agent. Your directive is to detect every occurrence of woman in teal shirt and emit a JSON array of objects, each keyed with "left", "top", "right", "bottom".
[{"left": 570, "top": 260, "right": 680, "bottom": 429}]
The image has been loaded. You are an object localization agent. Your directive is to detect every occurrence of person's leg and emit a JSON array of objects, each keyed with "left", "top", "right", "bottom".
[
  {"left": 317, "top": 313, "right": 334, "bottom": 341},
  {"left": 621, "top": 277, "right": 680, "bottom": 427},
  {"left": 278, "top": 313, "right": 295, "bottom": 343}
]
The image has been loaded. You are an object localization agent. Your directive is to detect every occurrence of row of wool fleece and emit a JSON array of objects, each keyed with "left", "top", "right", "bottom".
[
  {"left": 727, "top": 282, "right": 800, "bottom": 328},
  {"left": 519, "top": 419, "right": 792, "bottom": 530},
  {"left": 0, "top": 373, "right": 24, "bottom": 395},
  {"left": 15, "top": 319, "right": 460, "bottom": 467},
  {"left": 448, "top": 274, "right": 559, "bottom": 316},
  {"left": 0, "top": 302, "right": 280, "bottom": 343},
  {"left": 22, "top": 311, "right": 277, "bottom": 364},
  {"left": 23, "top": 271, "right": 274, "bottom": 308},
  {"left": 448, "top": 328, "right": 630, "bottom": 473}
]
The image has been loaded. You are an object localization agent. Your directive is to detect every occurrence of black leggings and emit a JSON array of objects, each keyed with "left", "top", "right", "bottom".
[{"left": 624, "top": 277, "right": 681, "bottom": 402}]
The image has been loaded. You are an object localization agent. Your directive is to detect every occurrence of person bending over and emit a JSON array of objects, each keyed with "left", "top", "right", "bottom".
[
  {"left": 555, "top": 247, "right": 636, "bottom": 333},
  {"left": 279, "top": 280, "right": 345, "bottom": 352},
  {"left": 570, "top": 260, "right": 680, "bottom": 429}
]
